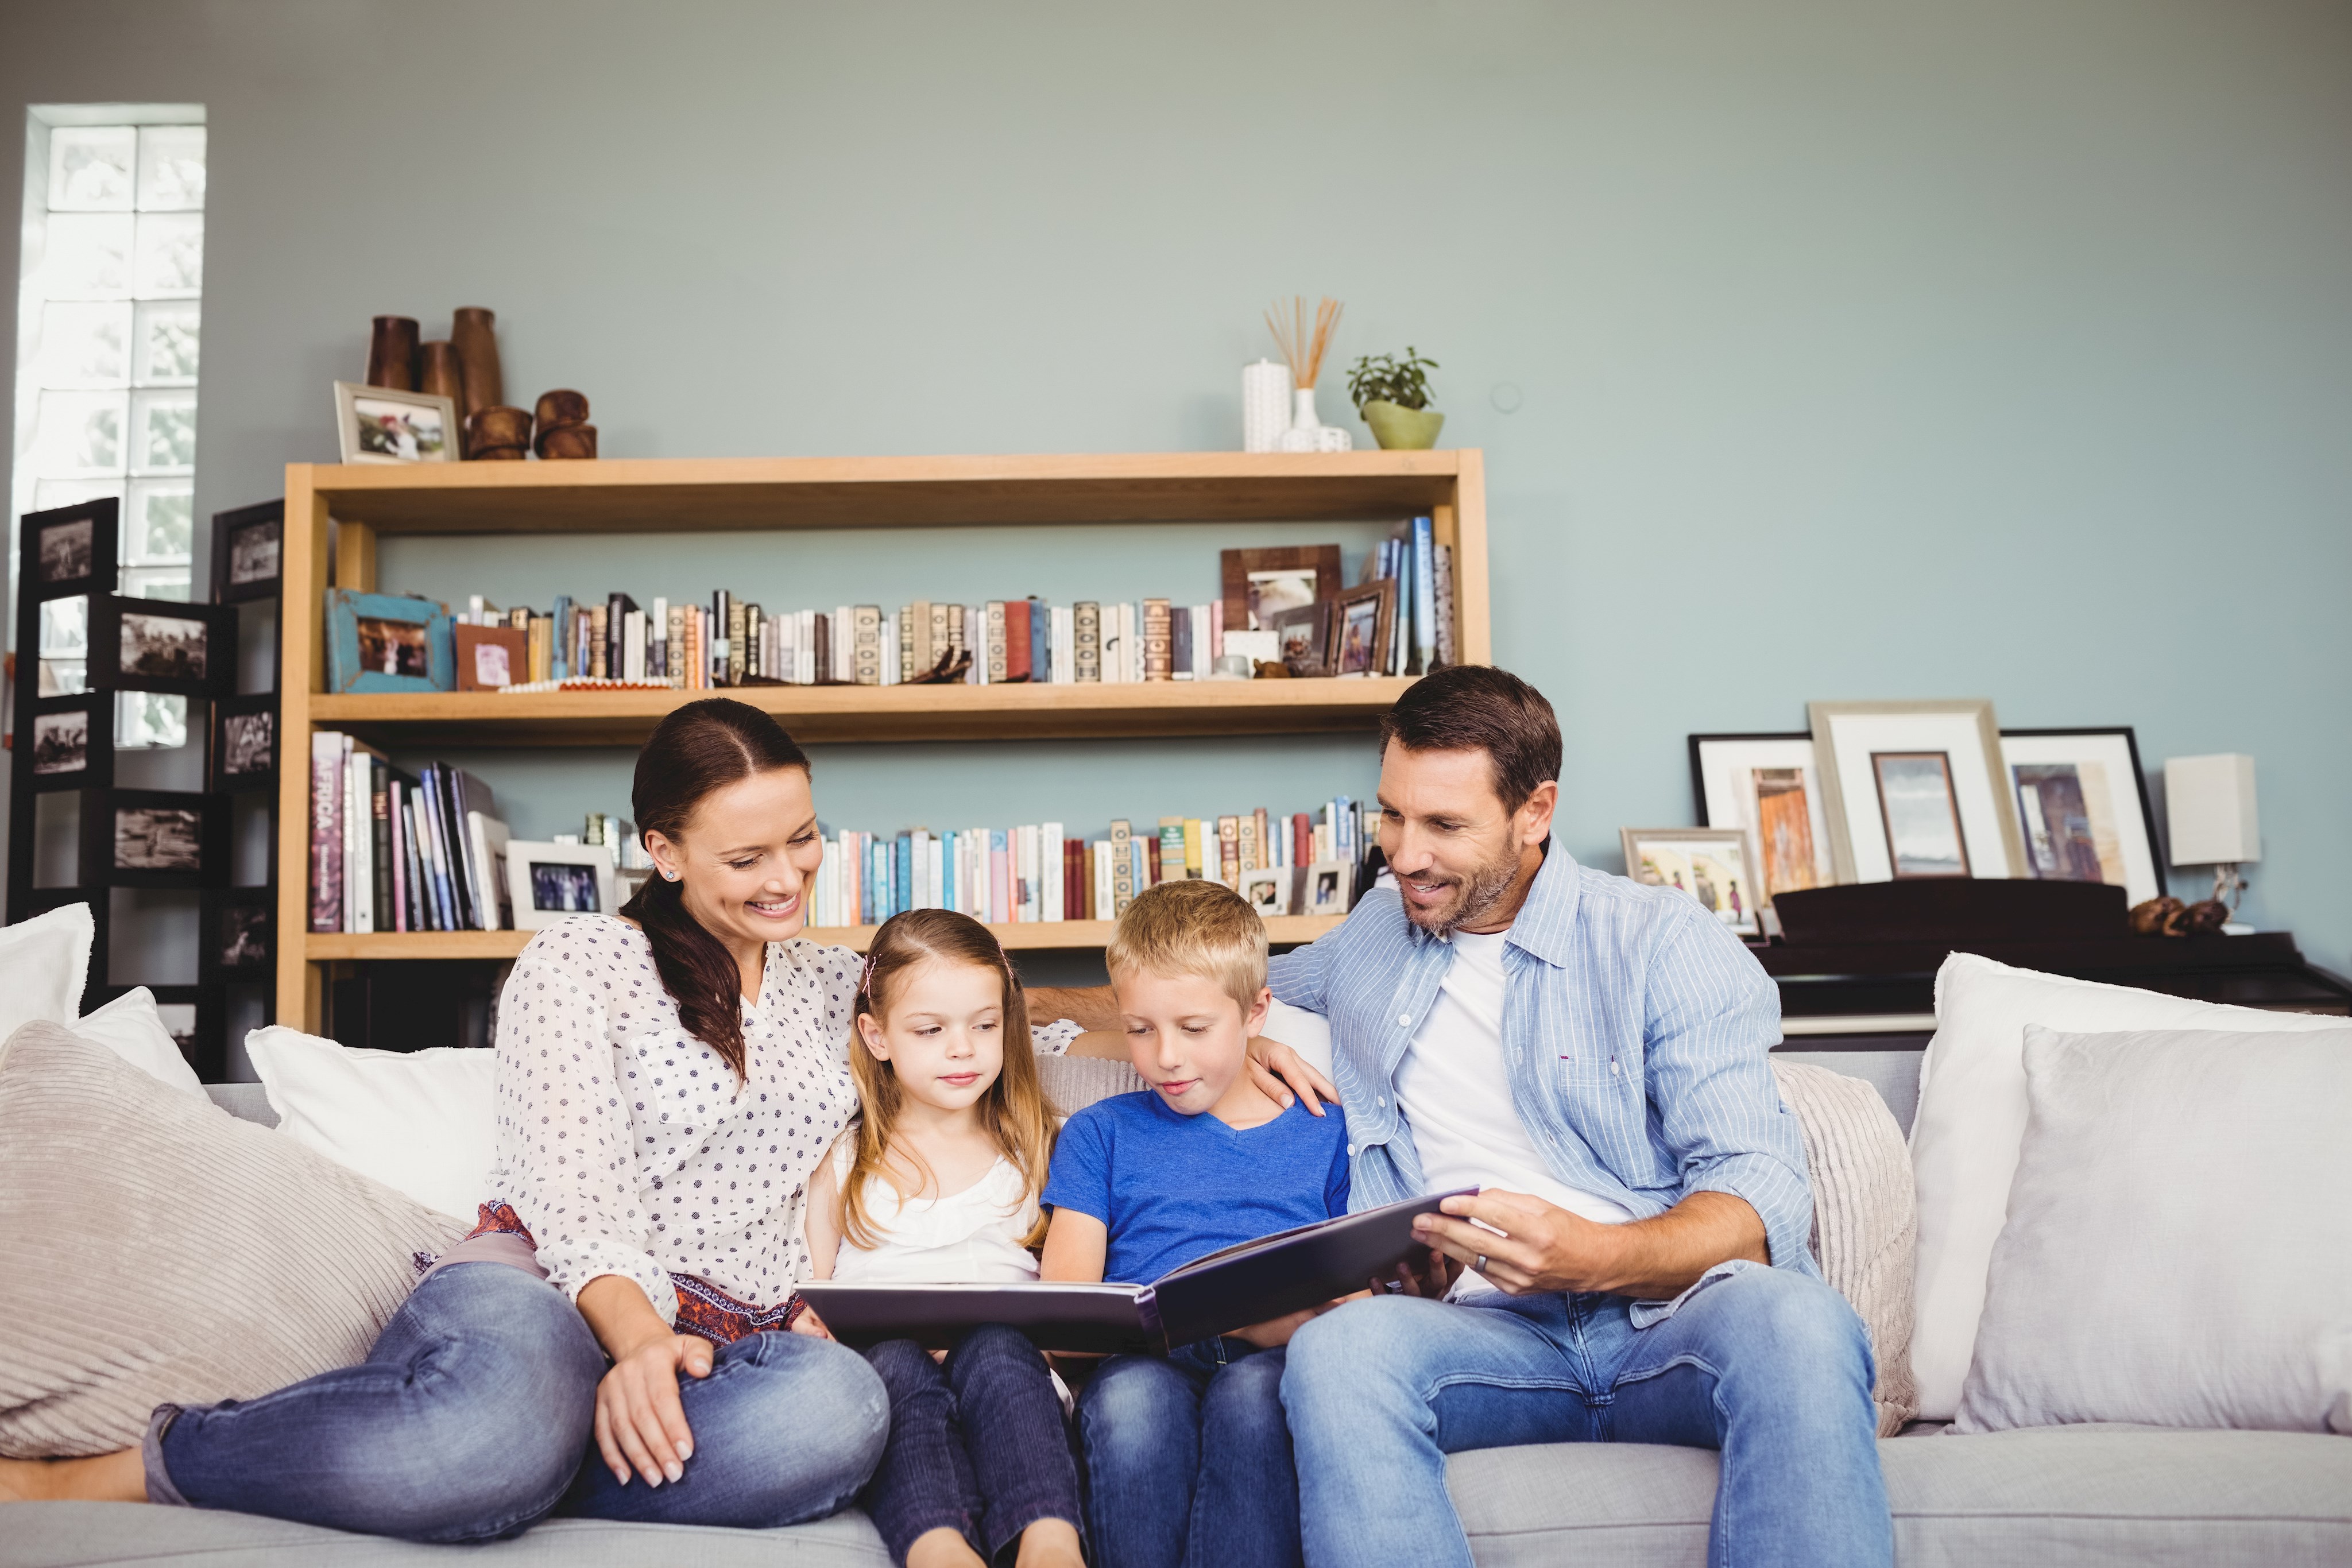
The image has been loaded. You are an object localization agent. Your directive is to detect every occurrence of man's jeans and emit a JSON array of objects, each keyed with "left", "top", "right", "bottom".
[
  {"left": 1079, "top": 1337, "right": 1299, "bottom": 1568},
  {"left": 1281, "top": 1264, "right": 1893, "bottom": 1568},
  {"left": 146, "top": 1263, "right": 889, "bottom": 1543}
]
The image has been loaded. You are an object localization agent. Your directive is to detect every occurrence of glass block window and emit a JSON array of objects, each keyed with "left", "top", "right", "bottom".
[{"left": 12, "top": 112, "right": 206, "bottom": 614}]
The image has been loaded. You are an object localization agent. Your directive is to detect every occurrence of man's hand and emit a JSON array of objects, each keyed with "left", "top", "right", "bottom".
[
  {"left": 594, "top": 1331, "right": 712, "bottom": 1488},
  {"left": 1247, "top": 1035, "right": 1339, "bottom": 1116},
  {"left": 1413, "top": 1188, "right": 1767, "bottom": 1300},
  {"left": 1374, "top": 1245, "right": 1460, "bottom": 1300},
  {"left": 790, "top": 1305, "right": 834, "bottom": 1339}
]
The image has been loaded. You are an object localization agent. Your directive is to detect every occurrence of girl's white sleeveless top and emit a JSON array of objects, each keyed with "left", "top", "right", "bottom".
[{"left": 829, "top": 1145, "right": 1042, "bottom": 1284}]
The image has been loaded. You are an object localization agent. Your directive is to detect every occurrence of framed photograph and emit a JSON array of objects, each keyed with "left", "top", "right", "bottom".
[
  {"left": 1808, "top": 700, "right": 2026, "bottom": 884},
  {"left": 2001, "top": 727, "right": 2163, "bottom": 906},
  {"left": 454, "top": 623, "right": 528, "bottom": 691},
  {"left": 19, "top": 497, "right": 118, "bottom": 598},
  {"left": 1304, "top": 859, "right": 1354, "bottom": 917},
  {"left": 1240, "top": 865, "right": 1300, "bottom": 917},
  {"left": 1268, "top": 601, "right": 1330, "bottom": 677},
  {"left": 210, "top": 693, "right": 278, "bottom": 793},
  {"left": 1688, "top": 733, "right": 1837, "bottom": 901},
  {"left": 91, "top": 789, "right": 226, "bottom": 888},
  {"left": 1620, "top": 826, "right": 1766, "bottom": 939},
  {"left": 210, "top": 498, "right": 284, "bottom": 603},
  {"left": 334, "top": 380, "right": 457, "bottom": 465},
  {"left": 505, "top": 840, "right": 616, "bottom": 929},
  {"left": 1329, "top": 579, "right": 1395, "bottom": 679},
  {"left": 88, "top": 595, "right": 233, "bottom": 698},
  {"left": 1220, "top": 545, "right": 1343, "bottom": 635},
  {"left": 201, "top": 886, "right": 274, "bottom": 979},
  {"left": 326, "top": 589, "right": 455, "bottom": 694},
  {"left": 25, "top": 698, "right": 113, "bottom": 789}
]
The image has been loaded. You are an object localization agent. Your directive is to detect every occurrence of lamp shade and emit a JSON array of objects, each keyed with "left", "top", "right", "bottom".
[{"left": 2164, "top": 754, "right": 2259, "bottom": 866}]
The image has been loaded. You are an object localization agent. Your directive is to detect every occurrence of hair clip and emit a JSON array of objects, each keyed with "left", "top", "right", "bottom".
[{"left": 857, "top": 950, "right": 878, "bottom": 997}]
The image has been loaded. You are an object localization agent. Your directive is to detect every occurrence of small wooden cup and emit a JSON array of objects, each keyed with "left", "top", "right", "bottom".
[
  {"left": 534, "top": 389, "right": 590, "bottom": 432},
  {"left": 466, "top": 405, "right": 533, "bottom": 455},
  {"left": 537, "top": 424, "right": 598, "bottom": 460},
  {"left": 366, "top": 316, "right": 420, "bottom": 390}
]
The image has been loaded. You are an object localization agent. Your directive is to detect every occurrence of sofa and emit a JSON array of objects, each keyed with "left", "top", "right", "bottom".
[{"left": 8, "top": 1029, "right": 2348, "bottom": 1568}]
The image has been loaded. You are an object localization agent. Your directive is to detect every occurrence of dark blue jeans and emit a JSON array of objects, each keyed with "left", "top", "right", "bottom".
[
  {"left": 1078, "top": 1337, "right": 1298, "bottom": 1568},
  {"left": 861, "top": 1325, "right": 1082, "bottom": 1566},
  {"left": 146, "top": 1262, "right": 889, "bottom": 1543}
]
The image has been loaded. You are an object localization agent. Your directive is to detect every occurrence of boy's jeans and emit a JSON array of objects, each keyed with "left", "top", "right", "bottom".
[
  {"left": 1281, "top": 1265, "right": 1893, "bottom": 1568},
  {"left": 1079, "top": 1336, "right": 1299, "bottom": 1568}
]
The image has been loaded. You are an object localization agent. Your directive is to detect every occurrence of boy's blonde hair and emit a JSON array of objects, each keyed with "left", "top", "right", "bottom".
[{"left": 1105, "top": 878, "right": 1269, "bottom": 1017}]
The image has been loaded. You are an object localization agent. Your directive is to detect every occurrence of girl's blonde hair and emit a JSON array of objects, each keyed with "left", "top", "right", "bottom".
[{"left": 844, "top": 908, "right": 1059, "bottom": 1250}]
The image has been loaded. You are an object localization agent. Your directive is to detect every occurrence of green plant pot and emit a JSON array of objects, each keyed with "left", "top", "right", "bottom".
[{"left": 1361, "top": 400, "right": 1445, "bottom": 451}]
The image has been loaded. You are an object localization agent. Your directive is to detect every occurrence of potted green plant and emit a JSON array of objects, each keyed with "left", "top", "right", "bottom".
[{"left": 1346, "top": 348, "right": 1444, "bottom": 450}]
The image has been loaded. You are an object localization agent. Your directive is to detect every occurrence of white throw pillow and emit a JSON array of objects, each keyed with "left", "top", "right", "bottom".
[
  {"left": 245, "top": 1025, "right": 496, "bottom": 1221},
  {"left": 0, "top": 903, "right": 94, "bottom": 1048},
  {"left": 1955, "top": 1025, "right": 2352, "bottom": 1435},
  {"left": 69, "top": 987, "right": 207, "bottom": 1099},
  {"left": 1262, "top": 998, "right": 1333, "bottom": 1080},
  {"left": 1908, "top": 953, "right": 2343, "bottom": 1419}
]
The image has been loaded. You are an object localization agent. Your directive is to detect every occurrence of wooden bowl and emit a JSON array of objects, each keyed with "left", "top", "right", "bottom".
[
  {"left": 466, "top": 405, "right": 533, "bottom": 450},
  {"left": 534, "top": 389, "right": 590, "bottom": 431},
  {"left": 470, "top": 444, "right": 528, "bottom": 462},
  {"left": 537, "top": 424, "right": 598, "bottom": 460}
]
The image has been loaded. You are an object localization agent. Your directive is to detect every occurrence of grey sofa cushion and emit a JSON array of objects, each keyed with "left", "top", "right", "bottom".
[{"left": 1445, "top": 1424, "right": 2352, "bottom": 1568}]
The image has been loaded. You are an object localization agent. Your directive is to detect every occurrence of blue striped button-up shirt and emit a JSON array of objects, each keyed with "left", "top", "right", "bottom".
[{"left": 1267, "top": 842, "right": 1818, "bottom": 1280}]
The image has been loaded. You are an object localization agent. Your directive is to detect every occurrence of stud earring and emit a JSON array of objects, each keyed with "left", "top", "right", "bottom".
[{"left": 664, "top": 869, "right": 680, "bottom": 881}]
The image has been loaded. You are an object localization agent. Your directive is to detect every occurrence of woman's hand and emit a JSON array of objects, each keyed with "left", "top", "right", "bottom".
[
  {"left": 595, "top": 1331, "right": 713, "bottom": 1487},
  {"left": 1246, "top": 1035, "right": 1340, "bottom": 1116},
  {"left": 790, "top": 1304, "right": 835, "bottom": 1339}
]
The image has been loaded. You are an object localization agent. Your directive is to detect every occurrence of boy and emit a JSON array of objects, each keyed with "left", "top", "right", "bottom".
[{"left": 1040, "top": 878, "right": 1349, "bottom": 1568}]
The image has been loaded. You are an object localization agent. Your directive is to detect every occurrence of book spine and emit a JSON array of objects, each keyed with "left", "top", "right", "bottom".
[
  {"left": 1335, "top": 793, "right": 1355, "bottom": 864},
  {"left": 1005, "top": 599, "right": 1031, "bottom": 682},
  {"left": 990, "top": 830, "right": 1011, "bottom": 924},
  {"left": 1131, "top": 836, "right": 1150, "bottom": 903},
  {"left": 853, "top": 605, "right": 881, "bottom": 685},
  {"left": 1183, "top": 818, "right": 1204, "bottom": 878},
  {"left": 1073, "top": 601, "right": 1100, "bottom": 683},
  {"left": 726, "top": 597, "right": 747, "bottom": 685},
  {"left": 1110, "top": 819, "right": 1134, "bottom": 915},
  {"left": 986, "top": 601, "right": 1008, "bottom": 684},
  {"left": 1240, "top": 810, "right": 1261, "bottom": 877},
  {"left": 894, "top": 832, "right": 912, "bottom": 917},
  {"left": 1412, "top": 515, "right": 1437, "bottom": 675},
  {"left": 1294, "top": 812, "right": 1313, "bottom": 871},
  {"left": 550, "top": 596, "right": 572, "bottom": 679},
  {"left": 403, "top": 793, "right": 430, "bottom": 929},
  {"left": 1093, "top": 840, "right": 1114, "bottom": 920},
  {"left": 896, "top": 605, "right": 914, "bottom": 683},
  {"left": 372, "top": 757, "right": 392, "bottom": 933},
  {"left": 1029, "top": 597, "right": 1049, "bottom": 684},
  {"left": 1432, "top": 542, "right": 1456, "bottom": 667},
  {"left": 388, "top": 779, "right": 407, "bottom": 932},
  {"left": 1218, "top": 814, "right": 1240, "bottom": 889},
  {"left": 310, "top": 732, "right": 343, "bottom": 932},
  {"left": 1040, "top": 821, "right": 1063, "bottom": 920},
  {"left": 589, "top": 605, "right": 609, "bottom": 679},
  {"left": 1209, "top": 598, "right": 1224, "bottom": 661},
  {"left": 1143, "top": 598, "right": 1171, "bottom": 681},
  {"left": 345, "top": 742, "right": 368, "bottom": 934},
  {"left": 1170, "top": 605, "right": 1192, "bottom": 679}
]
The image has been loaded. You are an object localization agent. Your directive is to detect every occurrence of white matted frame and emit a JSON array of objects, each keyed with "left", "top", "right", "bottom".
[
  {"left": 504, "top": 839, "right": 615, "bottom": 928},
  {"left": 1239, "top": 865, "right": 1299, "bottom": 917},
  {"left": 1999, "top": 728, "right": 2163, "bottom": 906},
  {"left": 1620, "top": 826, "right": 1766, "bottom": 938},
  {"left": 1303, "top": 860, "right": 1353, "bottom": 916},
  {"left": 332, "top": 380, "right": 457, "bottom": 465},
  {"left": 1808, "top": 699, "right": 2026, "bottom": 885},
  {"left": 1688, "top": 732, "right": 1838, "bottom": 901}
]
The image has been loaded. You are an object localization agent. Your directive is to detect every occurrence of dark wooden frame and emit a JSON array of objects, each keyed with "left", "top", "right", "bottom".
[
  {"left": 1871, "top": 752, "right": 1971, "bottom": 880},
  {"left": 1220, "top": 544, "right": 1343, "bottom": 636},
  {"left": 1999, "top": 726, "right": 2163, "bottom": 896},
  {"left": 210, "top": 692, "right": 278, "bottom": 793},
  {"left": 1329, "top": 577, "right": 1395, "bottom": 679},
  {"left": 210, "top": 498, "right": 284, "bottom": 604},
  {"left": 453, "top": 622, "right": 529, "bottom": 690},
  {"left": 23, "top": 695, "right": 115, "bottom": 792},
  {"left": 1688, "top": 731, "right": 1812, "bottom": 826},
  {"left": 87, "top": 788, "right": 229, "bottom": 889},
  {"left": 88, "top": 594, "right": 235, "bottom": 698},
  {"left": 201, "top": 885, "right": 275, "bottom": 981},
  {"left": 22, "top": 497, "right": 120, "bottom": 601}
]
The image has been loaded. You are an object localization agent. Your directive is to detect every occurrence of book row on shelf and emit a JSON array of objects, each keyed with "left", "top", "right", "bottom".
[
  {"left": 304, "top": 729, "right": 1381, "bottom": 935},
  {"left": 341, "top": 520, "right": 1454, "bottom": 694}
]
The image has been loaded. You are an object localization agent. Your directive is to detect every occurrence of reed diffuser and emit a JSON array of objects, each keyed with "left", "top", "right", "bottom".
[{"left": 1266, "top": 296, "right": 1351, "bottom": 452}]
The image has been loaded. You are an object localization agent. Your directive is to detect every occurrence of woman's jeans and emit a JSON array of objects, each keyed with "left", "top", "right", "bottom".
[
  {"left": 861, "top": 1325, "right": 1082, "bottom": 1565},
  {"left": 1078, "top": 1337, "right": 1299, "bottom": 1568},
  {"left": 145, "top": 1262, "right": 888, "bottom": 1543}
]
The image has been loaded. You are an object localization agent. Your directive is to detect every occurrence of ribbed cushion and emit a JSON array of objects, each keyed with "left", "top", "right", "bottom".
[
  {"left": 1035, "top": 1051, "right": 1147, "bottom": 1114},
  {"left": 1770, "top": 1058, "right": 1918, "bottom": 1433},
  {"left": 0, "top": 1021, "right": 464, "bottom": 1457}
]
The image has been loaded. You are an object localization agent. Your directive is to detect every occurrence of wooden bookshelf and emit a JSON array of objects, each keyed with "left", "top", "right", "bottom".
[{"left": 277, "top": 451, "right": 1492, "bottom": 1030}]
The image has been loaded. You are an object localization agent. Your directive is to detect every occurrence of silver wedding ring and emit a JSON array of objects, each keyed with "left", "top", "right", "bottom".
[{"left": 1475, "top": 1253, "right": 1489, "bottom": 1274}]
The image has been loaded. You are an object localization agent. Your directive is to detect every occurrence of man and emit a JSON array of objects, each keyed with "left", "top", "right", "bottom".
[{"left": 1038, "top": 665, "right": 1890, "bottom": 1568}]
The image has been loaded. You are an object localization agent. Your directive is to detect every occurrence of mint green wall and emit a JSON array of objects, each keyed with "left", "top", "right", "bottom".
[{"left": 6, "top": 2, "right": 2349, "bottom": 970}]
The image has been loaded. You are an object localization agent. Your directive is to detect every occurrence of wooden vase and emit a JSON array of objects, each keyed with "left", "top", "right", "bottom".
[
  {"left": 534, "top": 389, "right": 589, "bottom": 432},
  {"left": 537, "top": 424, "right": 598, "bottom": 460},
  {"left": 419, "top": 342, "right": 465, "bottom": 403},
  {"left": 466, "top": 404, "right": 533, "bottom": 462},
  {"left": 450, "top": 307, "right": 503, "bottom": 426},
  {"left": 366, "top": 316, "right": 420, "bottom": 390}
]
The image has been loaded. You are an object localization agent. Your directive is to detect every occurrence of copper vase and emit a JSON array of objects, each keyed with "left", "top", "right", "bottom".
[
  {"left": 366, "top": 316, "right": 420, "bottom": 390},
  {"left": 450, "top": 307, "right": 504, "bottom": 425}
]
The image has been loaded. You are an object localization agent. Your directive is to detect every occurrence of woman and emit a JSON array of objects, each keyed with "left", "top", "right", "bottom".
[{"left": 0, "top": 699, "right": 888, "bottom": 1540}]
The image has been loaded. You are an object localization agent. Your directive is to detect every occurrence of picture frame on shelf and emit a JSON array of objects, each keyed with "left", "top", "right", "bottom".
[
  {"left": 210, "top": 693, "right": 277, "bottom": 793},
  {"left": 1304, "top": 859, "right": 1354, "bottom": 916},
  {"left": 1220, "top": 545, "right": 1343, "bottom": 635},
  {"left": 1808, "top": 699, "right": 2025, "bottom": 884},
  {"left": 1620, "top": 826, "right": 1767, "bottom": 940},
  {"left": 332, "top": 381, "right": 458, "bottom": 465},
  {"left": 1329, "top": 579, "right": 1395, "bottom": 679},
  {"left": 1267, "top": 601, "right": 1330, "bottom": 677},
  {"left": 201, "top": 885, "right": 274, "bottom": 981},
  {"left": 325, "top": 589, "right": 455, "bottom": 694},
  {"left": 505, "top": 839, "right": 615, "bottom": 929},
  {"left": 88, "top": 595, "right": 233, "bottom": 699},
  {"left": 25, "top": 696, "right": 113, "bottom": 791},
  {"left": 20, "top": 497, "right": 119, "bottom": 601},
  {"left": 210, "top": 498, "right": 284, "bottom": 603},
  {"left": 1688, "top": 732, "right": 1839, "bottom": 902},
  {"left": 1240, "top": 865, "right": 1299, "bottom": 917},
  {"left": 1999, "top": 727, "right": 2163, "bottom": 907},
  {"left": 454, "top": 623, "right": 528, "bottom": 691},
  {"left": 90, "top": 788, "right": 226, "bottom": 889}
]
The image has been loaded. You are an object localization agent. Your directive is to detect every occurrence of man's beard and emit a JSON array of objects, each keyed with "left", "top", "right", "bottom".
[{"left": 1401, "top": 841, "right": 1525, "bottom": 935}]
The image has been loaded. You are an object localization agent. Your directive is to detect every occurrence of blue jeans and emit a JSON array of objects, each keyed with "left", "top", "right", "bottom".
[
  {"left": 1078, "top": 1338, "right": 1299, "bottom": 1568},
  {"left": 862, "top": 1326, "right": 1082, "bottom": 1565},
  {"left": 148, "top": 1262, "right": 888, "bottom": 1543},
  {"left": 1281, "top": 1266, "right": 1892, "bottom": 1568}
]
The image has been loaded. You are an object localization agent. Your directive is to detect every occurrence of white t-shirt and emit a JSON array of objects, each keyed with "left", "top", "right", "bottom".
[{"left": 1394, "top": 927, "right": 1634, "bottom": 1293}]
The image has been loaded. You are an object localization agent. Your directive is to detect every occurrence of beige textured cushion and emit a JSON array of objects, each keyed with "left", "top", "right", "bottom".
[
  {"left": 0, "top": 1020, "right": 465, "bottom": 1457},
  {"left": 1771, "top": 1058, "right": 1918, "bottom": 1434}
]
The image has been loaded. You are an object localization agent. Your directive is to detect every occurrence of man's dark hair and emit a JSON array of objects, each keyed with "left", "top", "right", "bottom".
[{"left": 1379, "top": 665, "right": 1561, "bottom": 811}]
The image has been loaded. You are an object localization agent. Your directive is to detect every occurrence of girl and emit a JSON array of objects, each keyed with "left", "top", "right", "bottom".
[
  {"left": 801, "top": 908, "right": 1085, "bottom": 1568},
  {"left": 1, "top": 699, "right": 887, "bottom": 1539}
]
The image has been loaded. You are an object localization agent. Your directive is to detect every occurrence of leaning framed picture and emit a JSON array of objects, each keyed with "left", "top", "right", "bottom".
[
  {"left": 505, "top": 839, "right": 616, "bottom": 929},
  {"left": 1620, "top": 826, "right": 1766, "bottom": 939},
  {"left": 1267, "top": 601, "right": 1330, "bottom": 677},
  {"left": 1808, "top": 700, "right": 2025, "bottom": 883},
  {"left": 1220, "top": 545, "right": 1343, "bottom": 635},
  {"left": 1999, "top": 727, "right": 2163, "bottom": 907},
  {"left": 210, "top": 498, "right": 284, "bottom": 603},
  {"left": 325, "top": 589, "right": 455, "bottom": 693},
  {"left": 91, "top": 788, "right": 227, "bottom": 889},
  {"left": 1329, "top": 579, "right": 1395, "bottom": 679},
  {"left": 1240, "top": 865, "right": 1300, "bottom": 917},
  {"left": 1688, "top": 733, "right": 1839, "bottom": 903},
  {"left": 454, "top": 623, "right": 528, "bottom": 691},
  {"left": 210, "top": 693, "right": 278, "bottom": 793},
  {"left": 88, "top": 595, "right": 234, "bottom": 699},
  {"left": 1304, "top": 860, "right": 1355, "bottom": 916},
  {"left": 333, "top": 381, "right": 458, "bottom": 465}
]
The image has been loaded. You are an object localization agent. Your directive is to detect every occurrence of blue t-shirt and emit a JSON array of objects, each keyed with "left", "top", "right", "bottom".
[{"left": 1042, "top": 1090, "right": 1352, "bottom": 1286}]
